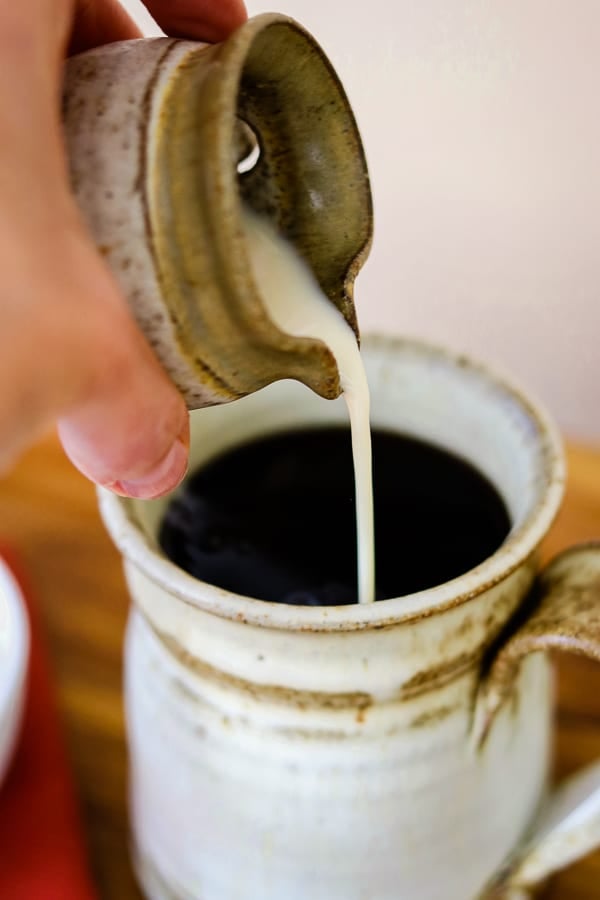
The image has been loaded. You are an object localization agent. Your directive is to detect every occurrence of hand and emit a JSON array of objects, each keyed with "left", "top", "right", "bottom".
[{"left": 0, "top": 0, "right": 247, "bottom": 498}]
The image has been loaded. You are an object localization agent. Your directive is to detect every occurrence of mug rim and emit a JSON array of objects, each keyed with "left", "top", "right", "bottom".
[{"left": 99, "top": 335, "right": 566, "bottom": 631}]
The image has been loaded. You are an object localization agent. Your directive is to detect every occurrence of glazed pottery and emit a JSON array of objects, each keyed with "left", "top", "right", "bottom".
[
  {"left": 62, "top": 14, "right": 372, "bottom": 408},
  {"left": 100, "top": 336, "right": 600, "bottom": 900}
]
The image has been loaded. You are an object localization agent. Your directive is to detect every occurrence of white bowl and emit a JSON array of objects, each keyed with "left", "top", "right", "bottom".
[{"left": 0, "top": 558, "right": 30, "bottom": 786}]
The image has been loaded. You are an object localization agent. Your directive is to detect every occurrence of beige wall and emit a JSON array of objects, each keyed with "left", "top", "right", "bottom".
[{"left": 122, "top": 1, "right": 600, "bottom": 441}]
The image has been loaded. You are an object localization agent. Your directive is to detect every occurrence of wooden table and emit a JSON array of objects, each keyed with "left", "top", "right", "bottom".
[{"left": 0, "top": 434, "right": 599, "bottom": 900}]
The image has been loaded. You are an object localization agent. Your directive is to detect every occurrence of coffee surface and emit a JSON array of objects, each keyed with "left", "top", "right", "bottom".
[{"left": 159, "top": 428, "right": 511, "bottom": 605}]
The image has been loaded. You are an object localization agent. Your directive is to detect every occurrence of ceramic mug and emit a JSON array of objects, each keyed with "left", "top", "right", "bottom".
[{"left": 100, "top": 336, "right": 600, "bottom": 900}]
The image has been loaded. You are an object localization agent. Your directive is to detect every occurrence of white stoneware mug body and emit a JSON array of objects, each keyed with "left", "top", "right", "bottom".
[{"left": 100, "top": 337, "right": 600, "bottom": 900}]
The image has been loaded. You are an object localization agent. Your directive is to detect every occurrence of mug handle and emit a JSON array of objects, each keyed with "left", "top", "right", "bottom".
[{"left": 473, "top": 542, "right": 600, "bottom": 898}]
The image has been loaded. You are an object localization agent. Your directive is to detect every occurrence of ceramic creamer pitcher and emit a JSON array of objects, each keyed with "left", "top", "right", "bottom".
[
  {"left": 101, "top": 336, "right": 600, "bottom": 900},
  {"left": 62, "top": 13, "right": 372, "bottom": 407}
]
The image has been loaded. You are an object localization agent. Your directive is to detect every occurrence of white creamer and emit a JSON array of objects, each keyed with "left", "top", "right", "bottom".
[{"left": 242, "top": 208, "right": 375, "bottom": 604}]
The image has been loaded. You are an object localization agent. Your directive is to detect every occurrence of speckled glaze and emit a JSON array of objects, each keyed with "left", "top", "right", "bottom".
[
  {"left": 100, "top": 337, "right": 600, "bottom": 900},
  {"left": 61, "top": 15, "right": 372, "bottom": 408}
]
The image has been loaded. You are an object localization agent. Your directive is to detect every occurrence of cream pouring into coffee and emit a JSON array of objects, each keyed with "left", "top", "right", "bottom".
[
  {"left": 159, "top": 211, "right": 511, "bottom": 608},
  {"left": 240, "top": 207, "right": 376, "bottom": 605}
]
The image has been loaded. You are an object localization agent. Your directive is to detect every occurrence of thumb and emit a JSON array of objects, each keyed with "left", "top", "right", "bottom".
[
  {"left": 58, "top": 350, "right": 190, "bottom": 501},
  {"left": 57, "top": 243, "right": 190, "bottom": 500}
]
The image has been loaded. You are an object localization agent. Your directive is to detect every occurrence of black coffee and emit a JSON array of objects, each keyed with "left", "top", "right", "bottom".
[{"left": 159, "top": 428, "right": 510, "bottom": 605}]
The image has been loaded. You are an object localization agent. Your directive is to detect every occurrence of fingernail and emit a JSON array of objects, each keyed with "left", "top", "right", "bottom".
[{"left": 107, "top": 437, "right": 188, "bottom": 499}]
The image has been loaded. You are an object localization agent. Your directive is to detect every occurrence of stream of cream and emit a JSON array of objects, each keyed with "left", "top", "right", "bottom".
[{"left": 242, "top": 207, "right": 375, "bottom": 604}]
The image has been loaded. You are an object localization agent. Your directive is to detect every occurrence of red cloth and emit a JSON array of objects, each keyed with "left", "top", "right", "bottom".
[{"left": 0, "top": 547, "right": 97, "bottom": 900}]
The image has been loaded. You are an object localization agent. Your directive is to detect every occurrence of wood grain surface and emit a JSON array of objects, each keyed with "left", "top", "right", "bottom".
[{"left": 0, "top": 434, "right": 599, "bottom": 900}]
